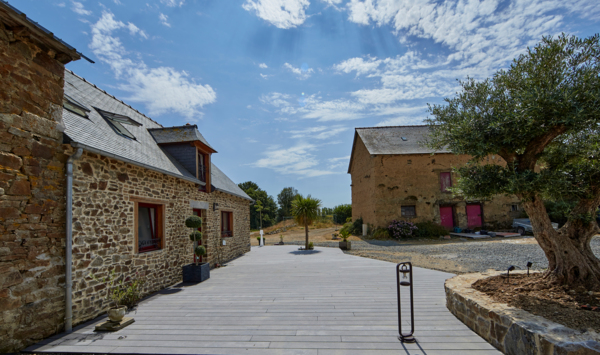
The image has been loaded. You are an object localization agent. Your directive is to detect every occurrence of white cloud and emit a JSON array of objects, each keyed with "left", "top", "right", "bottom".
[
  {"left": 159, "top": 13, "right": 171, "bottom": 27},
  {"left": 71, "top": 1, "right": 91, "bottom": 15},
  {"left": 89, "top": 11, "right": 216, "bottom": 119},
  {"left": 333, "top": 56, "right": 381, "bottom": 76},
  {"left": 288, "top": 125, "right": 348, "bottom": 139},
  {"left": 327, "top": 155, "right": 350, "bottom": 170},
  {"left": 284, "top": 62, "right": 314, "bottom": 79},
  {"left": 259, "top": 63, "right": 268, "bottom": 69},
  {"left": 57, "top": 3, "right": 66, "bottom": 7},
  {"left": 254, "top": 143, "right": 337, "bottom": 177},
  {"left": 161, "top": 0, "right": 185, "bottom": 7},
  {"left": 260, "top": 73, "right": 270, "bottom": 79},
  {"left": 242, "top": 0, "right": 310, "bottom": 29}
]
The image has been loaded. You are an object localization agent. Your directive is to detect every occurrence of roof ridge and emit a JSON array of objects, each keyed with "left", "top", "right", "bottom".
[
  {"left": 147, "top": 124, "right": 198, "bottom": 130},
  {"left": 65, "top": 69, "right": 163, "bottom": 128},
  {"left": 356, "top": 125, "right": 429, "bottom": 130}
]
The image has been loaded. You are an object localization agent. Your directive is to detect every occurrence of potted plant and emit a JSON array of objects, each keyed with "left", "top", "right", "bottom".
[
  {"left": 339, "top": 229, "right": 351, "bottom": 250},
  {"left": 91, "top": 270, "right": 144, "bottom": 324},
  {"left": 182, "top": 215, "right": 210, "bottom": 283},
  {"left": 256, "top": 236, "right": 261, "bottom": 245},
  {"left": 279, "top": 235, "right": 284, "bottom": 245}
]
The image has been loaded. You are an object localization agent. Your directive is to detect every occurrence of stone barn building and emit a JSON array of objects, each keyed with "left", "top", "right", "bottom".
[
  {"left": 348, "top": 126, "right": 520, "bottom": 230},
  {"left": 0, "top": 3, "right": 251, "bottom": 351},
  {"left": 61, "top": 69, "right": 253, "bottom": 328}
]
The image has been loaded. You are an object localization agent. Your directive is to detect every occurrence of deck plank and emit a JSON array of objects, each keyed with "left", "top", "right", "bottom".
[{"left": 25, "top": 246, "right": 500, "bottom": 355}]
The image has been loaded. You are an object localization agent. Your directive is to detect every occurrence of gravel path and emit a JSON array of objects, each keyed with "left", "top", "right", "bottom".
[{"left": 287, "top": 236, "right": 600, "bottom": 274}]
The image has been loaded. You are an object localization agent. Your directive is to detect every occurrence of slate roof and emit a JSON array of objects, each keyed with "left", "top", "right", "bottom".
[
  {"left": 348, "top": 125, "right": 450, "bottom": 173},
  {"left": 63, "top": 70, "right": 251, "bottom": 201},
  {"left": 149, "top": 125, "right": 216, "bottom": 152}
]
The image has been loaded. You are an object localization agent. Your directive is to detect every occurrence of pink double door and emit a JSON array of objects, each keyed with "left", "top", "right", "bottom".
[
  {"left": 466, "top": 204, "right": 482, "bottom": 228},
  {"left": 439, "top": 206, "right": 454, "bottom": 229}
]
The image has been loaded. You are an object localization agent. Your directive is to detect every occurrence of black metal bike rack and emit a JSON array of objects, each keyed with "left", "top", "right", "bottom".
[{"left": 396, "top": 262, "right": 416, "bottom": 343}]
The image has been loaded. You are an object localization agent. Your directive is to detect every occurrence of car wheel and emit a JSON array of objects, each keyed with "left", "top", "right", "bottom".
[{"left": 517, "top": 227, "right": 525, "bottom": 235}]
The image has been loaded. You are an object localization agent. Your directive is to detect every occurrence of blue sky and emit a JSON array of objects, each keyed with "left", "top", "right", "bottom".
[{"left": 14, "top": 0, "right": 600, "bottom": 208}]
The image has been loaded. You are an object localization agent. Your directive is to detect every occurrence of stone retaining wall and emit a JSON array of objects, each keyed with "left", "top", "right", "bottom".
[{"left": 445, "top": 271, "right": 600, "bottom": 355}]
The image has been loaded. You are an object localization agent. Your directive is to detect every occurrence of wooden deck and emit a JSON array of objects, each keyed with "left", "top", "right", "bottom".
[{"left": 26, "top": 246, "right": 501, "bottom": 355}]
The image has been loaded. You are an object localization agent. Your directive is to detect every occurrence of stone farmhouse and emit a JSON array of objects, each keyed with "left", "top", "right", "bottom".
[
  {"left": 348, "top": 126, "right": 521, "bottom": 230},
  {"left": 0, "top": 2, "right": 251, "bottom": 352}
]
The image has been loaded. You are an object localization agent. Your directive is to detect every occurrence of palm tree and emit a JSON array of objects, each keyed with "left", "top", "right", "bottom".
[{"left": 291, "top": 194, "right": 321, "bottom": 250}]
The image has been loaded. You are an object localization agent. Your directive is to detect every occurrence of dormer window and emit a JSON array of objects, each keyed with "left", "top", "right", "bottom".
[
  {"left": 96, "top": 108, "right": 141, "bottom": 140},
  {"left": 63, "top": 94, "right": 90, "bottom": 118},
  {"left": 198, "top": 151, "right": 207, "bottom": 183}
]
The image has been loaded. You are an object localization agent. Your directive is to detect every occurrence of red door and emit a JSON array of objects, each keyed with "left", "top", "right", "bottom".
[
  {"left": 192, "top": 209, "right": 204, "bottom": 263},
  {"left": 439, "top": 206, "right": 454, "bottom": 229},
  {"left": 466, "top": 204, "right": 482, "bottom": 228}
]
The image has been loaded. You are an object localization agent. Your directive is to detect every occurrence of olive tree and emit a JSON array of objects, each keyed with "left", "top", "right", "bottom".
[{"left": 425, "top": 34, "right": 600, "bottom": 289}]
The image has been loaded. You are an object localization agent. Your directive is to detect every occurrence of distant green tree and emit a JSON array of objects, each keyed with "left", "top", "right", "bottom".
[
  {"left": 425, "top": 34, "right": 600, "bottom": 289},
  {"left": 238, "top": 181, "right": 277, "bottom": 230},
  {"left": 321, "top": 207, "right": 333, "bottom": 216},
  {"left": 277, "top": 187, "right": 298, "bottom": 220},
  {"left": 332, "top": 204, "right": 352, "bottom": 224},
  {"left": 291, "top": 194, "right": 322, "bottom": 250}
]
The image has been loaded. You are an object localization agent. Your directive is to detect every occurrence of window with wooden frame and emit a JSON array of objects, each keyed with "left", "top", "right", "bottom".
[
  {"left": 134, "top": 200, "right": 165, "bottom": 253},
  {"left": 401, "top": 206, "right": 416, "bottom": 218},
  {"left": 221, "top": 211, "right": 233, "bottom": 238},
  {"left": 198, "top": 151, "right": 207, "bottom": 183},
  {"left": 440, "top": 172, "right": 452, "bottom": 192}
]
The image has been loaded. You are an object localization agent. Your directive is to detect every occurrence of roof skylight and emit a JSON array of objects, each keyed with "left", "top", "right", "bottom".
[
  {"left": 63, "top": 94, "right": 90, "bottom": 118},
  {"left": 95, "top": 108, "right": 141, "bottom": 140}
]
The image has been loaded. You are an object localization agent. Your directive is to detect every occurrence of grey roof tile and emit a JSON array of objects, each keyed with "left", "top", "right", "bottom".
[
  {"left": 148, "top": 125, "right": 216, "bottom": 152},
  {"left": 356, "top": 126, "right": 449, "bottom": 155},
  {"left": 63, "top": 70, "right": 251, "bottom": 201}
]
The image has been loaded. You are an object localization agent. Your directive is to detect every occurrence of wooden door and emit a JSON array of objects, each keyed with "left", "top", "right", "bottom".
[
  {"left": 466, "top": 204, "right": 482, "bottom": 228},
  {"left": 192, "top": 209, "right": 204, "bottom": 263},
  {"left": 439, "top": 206, "right": 454, "bottom": 229}
]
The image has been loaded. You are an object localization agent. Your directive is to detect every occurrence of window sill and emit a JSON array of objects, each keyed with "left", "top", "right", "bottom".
[{"left": 137, "top": 248, "right": 163, "bottom": 255}]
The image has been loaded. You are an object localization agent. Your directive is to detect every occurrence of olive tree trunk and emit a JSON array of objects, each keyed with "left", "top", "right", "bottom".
[{"left": 521, "top": 194, "right": 600, "bottom": 290}]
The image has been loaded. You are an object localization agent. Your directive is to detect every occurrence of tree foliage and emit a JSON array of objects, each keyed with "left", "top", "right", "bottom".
[
  {"left": 277, "top": 187, "right": 298, "bottom": 220},
  {"left": 238, "top": 181, "right": 278, "bottom": 229},
  {"left": 425, "top": 34, "right": 600, "bottom": 288},
  {"left": 332, "top": 204, "right": 352, "bottom": 224},
  {"left": 291, "top": 194, "right": 322, "bottom": 249}
]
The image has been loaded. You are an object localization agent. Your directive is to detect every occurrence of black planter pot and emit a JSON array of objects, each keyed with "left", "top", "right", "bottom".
[
  {"left": 182, "top": 262, "right": 210, "bottom": 283},
  {"left": 339, "top": 241, "right": 351, "bottom": 250}
]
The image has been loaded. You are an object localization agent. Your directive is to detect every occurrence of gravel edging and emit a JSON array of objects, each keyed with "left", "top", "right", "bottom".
[{"left": 286, "top": 237, "right": 600, "bottom": 274}]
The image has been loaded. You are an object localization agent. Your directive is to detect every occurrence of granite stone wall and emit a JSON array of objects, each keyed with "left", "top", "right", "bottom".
[
  {"left": 446, "top": 272, "right": 600, "bottom": 355},
  {"left": 68, "top": 149, "right": 251, "bottom": 325},
  {"left": 0, "top": 17, "right": 70, "bottom": 353}
]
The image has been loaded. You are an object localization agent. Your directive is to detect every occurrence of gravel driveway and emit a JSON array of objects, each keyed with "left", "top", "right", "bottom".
[{"left": 287, "top": 236, "right": 600, "bottom": 274}]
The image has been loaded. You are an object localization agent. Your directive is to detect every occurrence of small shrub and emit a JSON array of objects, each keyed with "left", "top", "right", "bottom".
[
  {"left": 351, "top": 217, "right": 363, "bottom": 235},
  {"left": 339, "top": 229, "right": 350, "bottom": 241},
  {"left": 346, "top": 217, "right": 352, "bottom": 223},
  {"left": 189, "top": 230, "right": 202, "bottom": 242},
  {"left": 308, "top": 241, "right": 314, "bottom": 249},
  {"left": 388, "top": 220, "right": 417, "bottom": 239},
  {"left": 372, "top": 227, "right": 390, "bottom": 239},
  {"left": 195, "top": 245, "right": 206, "bottom": 257},
  {"left": 340, "top": 222, "right": 353, "bottom": 235},
  {"left": 185, "top": 215, "right": 202, "bottom": 229},
  {"left": 414, "top": 221, "right": 448, "bottom": 238}
]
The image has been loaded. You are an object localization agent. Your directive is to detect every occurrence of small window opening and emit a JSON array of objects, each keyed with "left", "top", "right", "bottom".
[
  {"left": 401, "top": 206, "right": 416, "bottom": 218},
  {"left": 96, "top": 108, "right": 141, "bottom": 140},
  {"left": 511, "top": 204, "right": 519, "bottom": 212},
  {"left": 63, "top": 94, "right": 90, "bottom": 118}
]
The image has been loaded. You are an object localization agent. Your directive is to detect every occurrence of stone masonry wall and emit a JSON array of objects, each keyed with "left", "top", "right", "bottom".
[
  {"left": 68, "top": 149, "right": 250, "bottom": 325},
  {"left": 351, "top": 147, "right": 521, "bottom": 229},
  {"left": 350, "top": 137, "right": 376, "bottom": 225},
  {"left": 0, "top": 18, "right": 70, "bottom": 353},
  {"left": 446, "top": 272, "right": 600, "bottom": 355}
]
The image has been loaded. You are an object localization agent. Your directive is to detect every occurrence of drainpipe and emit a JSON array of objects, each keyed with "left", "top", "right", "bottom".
[{"left": 65, "top": 147, "right": 83, "bottom": 333}]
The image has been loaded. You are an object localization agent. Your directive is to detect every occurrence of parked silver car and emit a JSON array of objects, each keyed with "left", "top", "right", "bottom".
[{"left": 512, "top": 218, "right": 559, "bottom": 235}]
